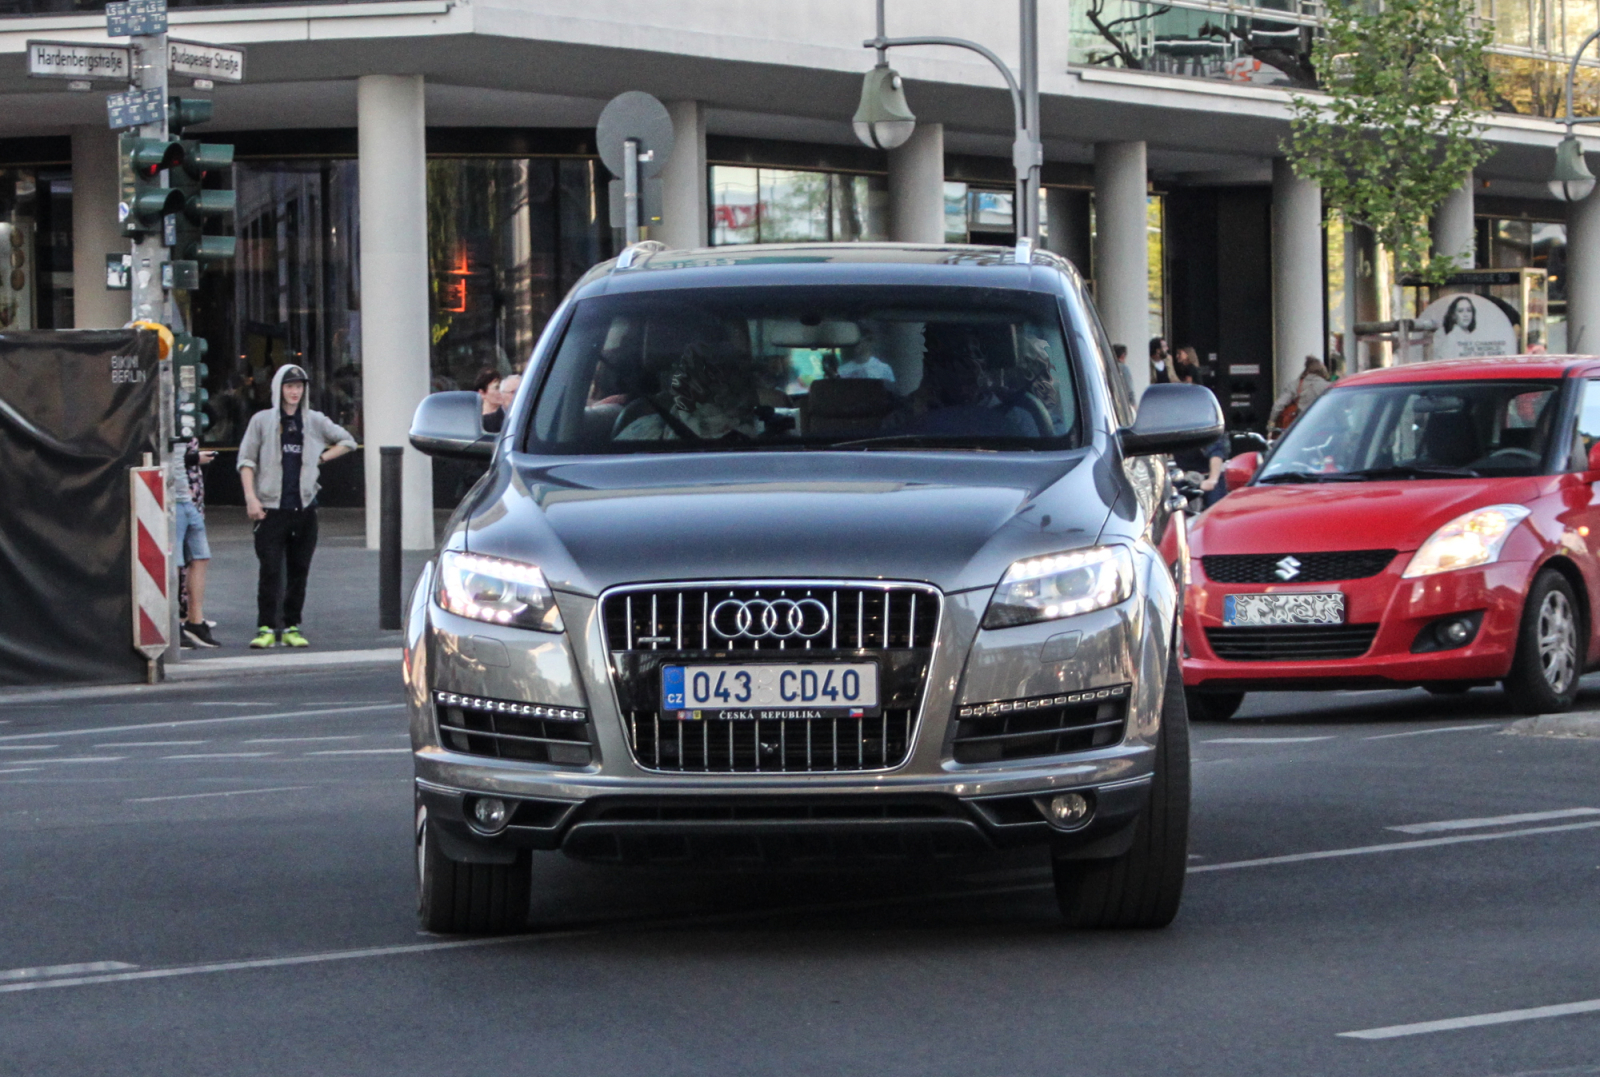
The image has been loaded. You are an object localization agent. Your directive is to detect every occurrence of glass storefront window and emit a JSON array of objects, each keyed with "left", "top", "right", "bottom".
[
  {"left": 708, "top": 165, "right": 887, "bottom": 245},
  {"left": 425, "top": 158, "right": 613, "bottom": 391},
  {"left": 190, "top": 160, "right": 362, "bottom": 446},
  {"left": 0, "top": 168, "right": 72, "bottom": 332}
]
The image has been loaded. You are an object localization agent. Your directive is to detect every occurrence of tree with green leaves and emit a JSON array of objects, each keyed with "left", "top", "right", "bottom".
[{"left": 1285, "top": 0, "right": 1495, "bottom": 283}]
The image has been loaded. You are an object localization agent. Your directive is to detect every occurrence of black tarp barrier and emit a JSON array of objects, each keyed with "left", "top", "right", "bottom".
[{"left": 0, "top": 330, "right": 161, "bottom": 685}]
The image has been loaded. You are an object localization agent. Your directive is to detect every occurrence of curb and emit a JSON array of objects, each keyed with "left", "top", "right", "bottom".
[
  {"left": 1505, "top": 714, "right": 1600, "bottom": 739},
  {"left": 166, "top": 648, "right": 402, "bottom": 680}
]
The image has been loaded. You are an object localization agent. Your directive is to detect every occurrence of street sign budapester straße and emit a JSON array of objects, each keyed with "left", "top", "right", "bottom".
[
  {"left": 168, "top": 38, "right": 244, "bottom": 83},
  {"left": 106, "top": 0, "right": 167, "bottom": 37},
  {"left": 27, "top": 41, "right": 132, "bottom": 82}
]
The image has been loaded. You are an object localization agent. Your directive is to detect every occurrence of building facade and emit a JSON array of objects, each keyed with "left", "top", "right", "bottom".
[{"left": 0, "top": 0, "right": 1594, "bottom": 544}]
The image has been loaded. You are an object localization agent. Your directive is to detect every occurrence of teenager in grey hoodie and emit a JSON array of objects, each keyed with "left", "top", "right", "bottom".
[{"left": 237, "top": 364, "right": 357, "bottom": 648}]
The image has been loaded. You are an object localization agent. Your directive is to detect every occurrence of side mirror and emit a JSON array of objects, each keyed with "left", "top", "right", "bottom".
[
  {"left": 410, "top": 391, "right": 494, "bottom": 459},
  {"left": 1224, "top": 450, "right": 1261, "bottom": 491},
  {"left": 1118, "top": 383, "right": 1225, "bottom": 456},
  {"left": 1587, "top": 442, "right": 1600, "bottom": 474}
]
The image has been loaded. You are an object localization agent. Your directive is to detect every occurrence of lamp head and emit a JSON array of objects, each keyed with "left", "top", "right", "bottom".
[
  {"left": 1549, "top": 134, "right": 1597, "bottom": 202},
  {"left": 853, "top": 63, "right": 917, "bottom": 151}
]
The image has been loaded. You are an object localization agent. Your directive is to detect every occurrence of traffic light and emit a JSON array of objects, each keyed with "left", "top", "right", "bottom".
[
  {"left": 119, "top": 134, "right": 185, "bottom": 238},
  {"left": 166, "top": 97, "right": 236, "bottom": 287},
  {"left": 171, "top": 331, "right": 210, "bottom": 438}
]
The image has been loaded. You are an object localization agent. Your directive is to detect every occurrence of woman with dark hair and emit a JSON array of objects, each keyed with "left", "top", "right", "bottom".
[
  {"left": 1443, "top": 296, "right": 1478, "bottom": 336},
  {"left": 475, "top": 367, "right": 505, "bottom": 433}
]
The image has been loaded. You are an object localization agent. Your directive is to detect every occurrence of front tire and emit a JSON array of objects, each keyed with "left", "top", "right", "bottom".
[
  {"left": 1185, "top": 689, "right": 1244, "bottom": 723},
  {"left": 1054, "top": 649, "right": 1190, "bottom": 929},
  {"left": 416, "top": 803, "right": 531, "bottom": 935},
  {"left": 1504, "top": 569, "right": 1583, "bottom": 716}
]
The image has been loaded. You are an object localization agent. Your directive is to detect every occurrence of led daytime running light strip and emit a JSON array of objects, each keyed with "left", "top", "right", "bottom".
[
  {"left": 434, "top": 691, "right": 586, "bottom": 723},
  {"left": 957, "top": 683, "right": 1129, "bottom": 719}
]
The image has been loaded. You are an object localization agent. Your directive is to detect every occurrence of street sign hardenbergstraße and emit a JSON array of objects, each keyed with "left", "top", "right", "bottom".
[
  {"left": 168, "top": 39, "right": 244, "bottom": 83},
  {"left": 107, "top": 86, "right": 165, "bottom": 129},
  {"left": 106, "top": 0, "right": 167, "bottom": 37},
  {"left": 27, "top": 41, "right": 132, "bottom": 82}
]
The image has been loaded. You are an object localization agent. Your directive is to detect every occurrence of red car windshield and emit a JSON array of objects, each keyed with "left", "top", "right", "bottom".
[{"left": 1258, "top": 379, "right": 1561, "bottom": 483}]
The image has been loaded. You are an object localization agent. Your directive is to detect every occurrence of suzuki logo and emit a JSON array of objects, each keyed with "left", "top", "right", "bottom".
[{"left": 1274, "top": 555, "right": 1302, "bottom": 581}]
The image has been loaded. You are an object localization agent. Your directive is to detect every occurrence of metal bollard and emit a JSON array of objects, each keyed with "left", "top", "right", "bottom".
[{"left": 379, "top": 446, "right": 403, "bottom": 630}]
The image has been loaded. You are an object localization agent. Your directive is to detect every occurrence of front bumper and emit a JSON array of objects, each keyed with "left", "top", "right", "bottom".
[
  {"left": 1182, "top": 558, "right": 1532, "bottom": 690},
  {"left": 404, "top": 558, "right": 1179, "bottom": 862}
]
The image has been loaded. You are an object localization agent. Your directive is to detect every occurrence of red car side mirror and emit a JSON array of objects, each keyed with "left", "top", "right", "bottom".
[
  {"left": 1587, "top": 442, "right": 1600, "bottom": 474},
  {"left": 1224, "top": 450, "right": 1261, "bottom": 490}
]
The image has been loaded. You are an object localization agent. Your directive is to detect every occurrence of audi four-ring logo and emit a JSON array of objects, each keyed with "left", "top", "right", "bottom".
[{"left": 710, "top": 598, "right": 831, "bottom": 639}]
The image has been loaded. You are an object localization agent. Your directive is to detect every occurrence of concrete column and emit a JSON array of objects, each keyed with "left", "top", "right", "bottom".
[
  {"left": 357, "top": 74, "right": 433, "bottom": 550},
  {"left": 1045, "top": 187, "right": 1091, "bottom": 275},
  {"left": 1271, "top": 157, "right": 1323, "bottom": 395},
  {"left": 888, "top": 123, "right": 944, "bottom": 243},
  {"left": 71, "top": 125, "right": 129, "bottom": 328},
  {"left": 658, "top": 100, "right": 707, "bottom": 249},
  {"left": 1568, "top": 190, "right": 1600, "bottom": 354},
  {"left": 1094, "top": 141, "right": 1150, "bottom": 397},
  {"left": 1431, "top": 172, "right": 1475, "bottom": 267}
]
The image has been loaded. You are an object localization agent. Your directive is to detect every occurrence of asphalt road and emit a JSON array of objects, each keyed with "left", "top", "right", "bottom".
[{"left": 2, "top": 668, "right": 1599, "bottom": 1077}]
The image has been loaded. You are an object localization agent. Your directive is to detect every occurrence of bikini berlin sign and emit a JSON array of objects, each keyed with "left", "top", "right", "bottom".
[{"left": 27, "top": 40, "right": 133, "bottom": 81}]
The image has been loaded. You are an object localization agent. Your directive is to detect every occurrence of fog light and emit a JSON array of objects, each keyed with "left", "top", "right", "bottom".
[
  {"left": 470, "top": 797, "right": 509, "bottom": 832},
  {"left": 1047, "top": 793, "right": 1090, "bottom": 826},
  {"left": 1441, "top": 618, "right": 1474, "bottom": 645}
]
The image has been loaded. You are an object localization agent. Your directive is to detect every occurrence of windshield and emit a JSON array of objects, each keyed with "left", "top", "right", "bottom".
[
  {"left": 1257, "top": 379, "right": 1561, "bottom": 483},
  {"left": 526, "top": 286, "right": 1081, "bottom": 453}
]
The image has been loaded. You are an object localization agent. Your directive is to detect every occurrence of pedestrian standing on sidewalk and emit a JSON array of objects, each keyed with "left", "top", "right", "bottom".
[
  {"left": 475, "top": 367, "right": 505, "bottom": 433},
  {"left": 1149, "top": 337, "right": 1173, "bottom": 385},
  {"left": 175, "top": 435, "right": 219, "bottom": 648},
  {"left": 237, "top": 364, "right": 357, "bottom": 649},
  {"left": 1111, "top": 343, "right": 1136, "bottom": 399}
]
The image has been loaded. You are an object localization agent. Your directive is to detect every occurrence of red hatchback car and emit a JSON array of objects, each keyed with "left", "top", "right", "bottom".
[{"left": 1183, "top": 356, "right": 1600, "bottom": 720}]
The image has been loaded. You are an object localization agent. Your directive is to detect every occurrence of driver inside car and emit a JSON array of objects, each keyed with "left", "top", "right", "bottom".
[{"left": 615, "top": 338, "right": 765, "bottom": 441}]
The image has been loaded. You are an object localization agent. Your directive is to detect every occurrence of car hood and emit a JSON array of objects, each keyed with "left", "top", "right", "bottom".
[
  {"left": 1193, "top": 476, "right": 1546, "bottom": 555},
  {"left": 463, "top": 450, "right": 1114, "bottom": 595}
]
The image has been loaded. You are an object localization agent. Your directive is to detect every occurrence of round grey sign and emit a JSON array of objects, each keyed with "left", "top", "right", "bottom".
[{"left": 596, "top": 91, "right": 674, "bottom": 180}]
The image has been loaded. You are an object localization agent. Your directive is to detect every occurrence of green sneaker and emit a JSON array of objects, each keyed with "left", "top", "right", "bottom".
[
  {"left": 249, "top": 626, "right": 277, "bottom": 649},
  {"left": 281, "top": 626, "right": 310, "bottom": 648}
]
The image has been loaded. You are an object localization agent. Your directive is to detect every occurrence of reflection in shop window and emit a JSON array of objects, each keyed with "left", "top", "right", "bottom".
[
  {"left": 0, "top": 168, "right": 72, "bottom": 331},
  {"left": 709, "top": 165, "right": 886, "bottom": 245}
]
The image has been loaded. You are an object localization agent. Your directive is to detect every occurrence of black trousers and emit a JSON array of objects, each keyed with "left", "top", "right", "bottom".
[{"left": 254, "top": 506, "right": 318, "bottom": 630}]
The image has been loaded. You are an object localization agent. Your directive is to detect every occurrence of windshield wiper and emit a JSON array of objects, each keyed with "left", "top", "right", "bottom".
[
  {"left": 1341, "top": 464, "right": 1480, "bottom": 480},
  {"left": 823, "top": 434, "right": 997, "bottom": 451}
]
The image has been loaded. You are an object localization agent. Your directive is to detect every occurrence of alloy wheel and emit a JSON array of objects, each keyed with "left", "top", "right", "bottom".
[{"left": 1536, "top": 589, "right": 1578, "bottom": 695}]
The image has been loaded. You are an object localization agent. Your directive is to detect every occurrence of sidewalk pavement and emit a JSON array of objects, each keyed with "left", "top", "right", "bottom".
[{"left": 174, "top": 506, "right": 441, "bottom": 663}]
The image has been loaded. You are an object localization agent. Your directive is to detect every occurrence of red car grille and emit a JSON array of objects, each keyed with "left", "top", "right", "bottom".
[
  {"left": 1206, "top": 624, "right": 1379, "bottom": 661},
  {"left": 1202, "top": 550, "right": 1396, "bottom": 584}
]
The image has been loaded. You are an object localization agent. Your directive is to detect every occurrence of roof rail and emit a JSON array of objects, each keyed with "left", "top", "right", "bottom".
[
  {"left": 615, "top": 240, "right": 669, "bottom": 269},
  {"left": 1014, "top": 236, "right": 1034, "bottom": 265}
]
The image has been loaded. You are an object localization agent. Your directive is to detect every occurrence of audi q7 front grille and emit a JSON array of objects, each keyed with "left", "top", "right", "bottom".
[{"left": 601, "top": 583, "right": 940, "bottom": 773}]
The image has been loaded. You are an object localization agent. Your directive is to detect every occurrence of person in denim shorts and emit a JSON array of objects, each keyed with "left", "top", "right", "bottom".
[{"left": 174, "top": 436, "right": 219, "bottom": 648}]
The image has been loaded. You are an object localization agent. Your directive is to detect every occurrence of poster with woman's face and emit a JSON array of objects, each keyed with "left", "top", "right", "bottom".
[{"left": 1422, "top": 293, "right": 1518, "bottom": 359}]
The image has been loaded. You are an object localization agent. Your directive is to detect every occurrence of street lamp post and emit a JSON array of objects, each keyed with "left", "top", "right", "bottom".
[
  {"left": 1549, "top": 29, "right": 1600, "bottom": 202},
  {"left": 853, "top": 0, "right": 1044, "bottom": 242}
]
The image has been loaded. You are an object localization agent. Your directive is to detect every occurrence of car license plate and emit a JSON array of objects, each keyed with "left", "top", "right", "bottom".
[
  {"left": 661, "top": 663, "right": 880, "bottom": 720},
  {"left": 1223, "top": 592, "right": 1345, "bottom": 627}
]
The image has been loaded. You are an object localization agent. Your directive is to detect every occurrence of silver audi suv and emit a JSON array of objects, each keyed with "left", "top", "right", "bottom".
[{"left": 405, "top": 242, "right": 1222, "bottom": 934}]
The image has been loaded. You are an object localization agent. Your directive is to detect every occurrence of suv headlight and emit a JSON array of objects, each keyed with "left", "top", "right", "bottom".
[
  {"left": 1402, "top": 505, "right": 1531, "bottom": 579},
  {"left": 436, "top": 551, "right": 564, "bottom": 632},
  {"left": 983, "top": 545, "right": 1136, "bottom": 629}
]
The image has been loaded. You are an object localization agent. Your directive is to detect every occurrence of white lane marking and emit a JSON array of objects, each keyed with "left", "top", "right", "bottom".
[
  {"left": 94, "top": 740, "right": 206, "bottom": 748},
  {"left": 0, "top": 704, "right": 402, "bottom": 743},
  {"left": 0, "top": 935, "right": 585, "bottom": 995},
  {"left": 0, "top": 745, "right": 55, "bottom": 751},
  {"left": 129, "top": 786, "right": 310, "bottom": 804},
  {"left": 0, "top": 961, "right": 137, "bottom": 982},
  {"left": 1389, "top": 807, "right": 1600, "bottom": 834},
  {"left": 162, "top": 752, "right": 277, "bottom": 760},
  {"left": 245, "top": 735, "right": 362, "bottom": 744},
  {"left": 306, "top": 748, "right": 411, "bottom": 756},
  {"left": 1202, "top": 736, "right": 1336, "bottom": 744},
  {"left": 1190, "top": 818, "right": 1600, "bottom": 873},
  {"left": 1363, "top": 724, "right": 1499, "bottom": 741},
  {"left": 192, "top": 703, "right": 273, "bottom": 708},
  {"left": 0, "top": 767, "right": 40, "bottom": 774},
  {"left": 26, "top": 757, "right": 124, "bottom": 765},
  {"left": 1339, "top": 998, "right": 1600, "bottom": 1039}
]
